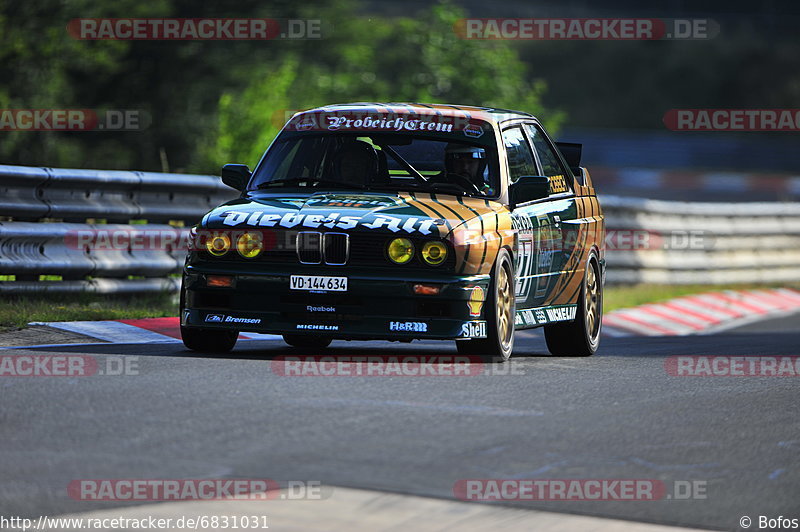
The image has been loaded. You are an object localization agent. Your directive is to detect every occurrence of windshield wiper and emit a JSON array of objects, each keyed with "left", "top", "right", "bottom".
[
  {"left": 255, "top": 178, "right": 359, "bottom": 189},
  {"left": 426, "top": 182, "right": 468, "bottom": 196}
]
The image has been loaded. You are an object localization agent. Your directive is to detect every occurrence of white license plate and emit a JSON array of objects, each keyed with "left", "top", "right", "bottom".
[{"left": 290, "top": 275, "right": 348, "bottom": 292}]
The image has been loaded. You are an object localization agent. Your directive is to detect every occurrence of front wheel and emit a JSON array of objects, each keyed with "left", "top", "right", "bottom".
[
  {"left": 544, "top": 256, "right": 602, "bottom": 357},
  {"left": 456, "top": 249, "right": 515, "bottom": 362},
  {"left": 181, "top": 327, "right": 238, "bottom": 353}
]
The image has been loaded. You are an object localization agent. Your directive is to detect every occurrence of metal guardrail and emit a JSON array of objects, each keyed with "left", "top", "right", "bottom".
[
  {"left": 602, "top": 196, "right": 800, "bottom": 284},
  {"left": 0, "top": 164, "right": 233, "bottom": 223},
  {"left": 0, "top": 222, "right": 185, "bottom": 279},
  {"left": 1, "top": 165, "right": 799, "bottom": 293},
  {"left": 0, "top": 164, "right": 236, "bottom": 293}
]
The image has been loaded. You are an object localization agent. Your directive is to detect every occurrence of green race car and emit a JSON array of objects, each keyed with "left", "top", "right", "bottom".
[{"left": 180, "top": 103, "right": 605, "bottom": 360}]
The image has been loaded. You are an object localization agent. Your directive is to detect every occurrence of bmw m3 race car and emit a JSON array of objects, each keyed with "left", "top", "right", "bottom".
[{"left": 180, "top": 103, "right": 605, "bottom": 360}]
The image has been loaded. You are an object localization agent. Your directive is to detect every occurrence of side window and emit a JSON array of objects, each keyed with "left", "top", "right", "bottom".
[
  {"left": 501, "top": 127, "right": 537, "bottom": 183},
  {"left": 525, "top": 124, "right": 571, "bottom": 194}
]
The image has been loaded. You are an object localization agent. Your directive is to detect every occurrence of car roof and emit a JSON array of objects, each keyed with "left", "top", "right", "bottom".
[{"left": 301, "top": 102, "right": 537, "bottom": 125}]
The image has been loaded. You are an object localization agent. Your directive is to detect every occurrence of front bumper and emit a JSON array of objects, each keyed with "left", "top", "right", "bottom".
[{"left": 181, "top": 263, "right": 491, "bottom": 340}]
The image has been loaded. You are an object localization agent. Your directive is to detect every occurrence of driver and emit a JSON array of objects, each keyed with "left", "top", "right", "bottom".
[{"left": 444, "top": 143, "right": 493, "bottom": 195}]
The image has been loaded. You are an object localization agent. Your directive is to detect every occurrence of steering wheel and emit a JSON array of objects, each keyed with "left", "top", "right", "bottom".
[{"left": 445, "top": 173, "right": 482, "bottom": 195}]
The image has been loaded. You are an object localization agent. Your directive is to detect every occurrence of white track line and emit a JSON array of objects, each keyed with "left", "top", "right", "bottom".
[
  {"left": 29, "top": 321, "right": 182, "bottom": 344},
  {"left": 51, "top": 485, "right": 708, "bottom": 532}
]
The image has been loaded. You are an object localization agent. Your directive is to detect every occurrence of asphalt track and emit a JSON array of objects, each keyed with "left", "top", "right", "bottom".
[{"left": 1, "top": 320, "right": 798, "bottom": 530}]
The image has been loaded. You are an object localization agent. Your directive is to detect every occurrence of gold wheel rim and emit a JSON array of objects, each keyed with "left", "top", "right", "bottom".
[
  {"left": 585, "top": 263, "right": 600, "bottom": 340},
  {"left": 497, "top": 265, "right": 513, "bottom": 347}
]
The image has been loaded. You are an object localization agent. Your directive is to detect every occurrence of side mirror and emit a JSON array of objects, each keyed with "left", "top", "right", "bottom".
[
  {"left": 510, "top": 175, "right": 550, "bottom": 208},
  {"left": 221, "top": 164, "right": 251, "bottom": 191}
]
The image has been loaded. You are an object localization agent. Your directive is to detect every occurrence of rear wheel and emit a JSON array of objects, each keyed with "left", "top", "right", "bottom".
[
  {"left": 456, "top": 249, "right": 515, "bottom": 361},
  {"left": 181, "top": 327, "right": 238, "bottom": 353},
  {"left": 544, "top": 256, "right": 602, "bottom": 357},
  {"left": 282, "top": 335, "right": 333, "bottom": 349}
]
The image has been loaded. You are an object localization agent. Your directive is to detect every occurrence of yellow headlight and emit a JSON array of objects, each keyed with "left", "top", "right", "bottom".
[
  {"left": 421, "top": 241, "right": 447, "bottom": 265},
  {"left": 206, "top": 233, "right": 231, "bottom": 256},
  {"left": 388, "top": 238, "right": 414, "bottom": 264},
  {"left": 237, "top": 232, "right": 263, "bottom": 258}
]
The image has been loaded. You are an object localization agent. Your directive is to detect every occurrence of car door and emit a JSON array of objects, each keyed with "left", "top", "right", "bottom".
[
  {"left": 523, "top": 122, "right": 581, "bottom": 307},
  {"left": 501, "top": 125, "right": 561, "bottom": 310}
]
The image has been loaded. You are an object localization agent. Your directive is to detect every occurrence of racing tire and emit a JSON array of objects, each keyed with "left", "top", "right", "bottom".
[
  {"left": 282, "top": 335, "right": 333, "bottom": 349},
  {"left": 181, "top": 327, "right": 238, "bottom": 353},
  {"left": 456, "top": 249, "right": 515, "bottom": 362},
  {"left": 543, "top": 255, "right": 602, "bottom": 357},
  {"left": 179, "top": 277, "right": 238, "bottom": 353}
]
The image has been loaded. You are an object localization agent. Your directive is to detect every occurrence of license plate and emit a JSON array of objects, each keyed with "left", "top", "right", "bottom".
[{"left": 290, "top": 275, "right": 348, "bottom": 292}]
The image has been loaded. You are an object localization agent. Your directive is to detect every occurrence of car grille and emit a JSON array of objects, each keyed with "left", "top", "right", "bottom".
[
  {"left": 297, "top": 231, "right": 323, "bottom": 264},
  {"left": 323, "top": 233, "right": 349, "bottom": 265}
]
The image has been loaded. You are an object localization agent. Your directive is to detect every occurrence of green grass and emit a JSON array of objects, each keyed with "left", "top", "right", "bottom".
[
  {"left": 0, "top": 293, "right": 178, "bottom": 332},
  {"left": 603, "top": 283, "right": 800, "bottom": 313}
]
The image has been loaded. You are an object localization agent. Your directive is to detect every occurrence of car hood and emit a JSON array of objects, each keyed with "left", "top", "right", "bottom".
[{"left": 201, "top": 191, "right": 505, "bottom": 238}]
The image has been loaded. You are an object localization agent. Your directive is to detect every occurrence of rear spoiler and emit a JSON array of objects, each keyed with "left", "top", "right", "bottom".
[{"left": 555, "top": 142, "right": 582, "bottom": 173}]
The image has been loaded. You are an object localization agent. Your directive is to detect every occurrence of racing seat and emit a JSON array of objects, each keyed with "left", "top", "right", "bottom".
[{"left": 331, "top": 140, "right": 379, "bottom": 187}]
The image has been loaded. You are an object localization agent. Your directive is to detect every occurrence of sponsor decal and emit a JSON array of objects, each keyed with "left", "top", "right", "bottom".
[
  {"left": 515, "top": 305, "right": 577, "bottom": 327},
  {"left": 548, "top": 174, "right": 569, "bottom": 194},
  {"left": 205, "top": 314, "right": 261, "bottom": 324},
  {"left": 326, "top": 115, "right": 454, "bottom": 133},
  {"left": 463, "top": 124, "right": 484, "bottom": 138},
  {"left": 468, "top": 286, "right": 485, "bottom": 318},
  {"left": 224, "top": 316, "right": 261, "bottom": 324},
  {"left": 306, "top": 195, "right": 399, "bottom": 208},
  {"left": 460, "top": 321, "right": 487, "bottom": 338},
  {"left": 534, "top": 215, "right": 561, "bottom": 301},
  {"left": 511, "top": 213, "right": 536, "bottom": 300},
  {"left": 219, "top": 210, "right": 437, "bottom": 235},
  {"left": 389, "top": 321, "right": 428, "bottom": 332},
  {"left": 284, "top": 110, "right": 493, "bottom": 135},
  {"left": 545, "top": 306, "right": 577, "bottom": 322},
  {"left": 296, "top": 324, "right": 339, "bottom": 331},
  {"left": 306, "top": 305, "right": 336, "bottom": 313}
]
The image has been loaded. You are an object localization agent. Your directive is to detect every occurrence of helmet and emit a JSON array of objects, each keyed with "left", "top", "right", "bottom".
[{"left": 445, "top": 143, "right": 488, "bottom": 183}]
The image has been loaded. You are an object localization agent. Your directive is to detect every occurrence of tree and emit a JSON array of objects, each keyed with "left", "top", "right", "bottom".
[{"left": 200, "top": 1, "right": 561, "bottom": 171}]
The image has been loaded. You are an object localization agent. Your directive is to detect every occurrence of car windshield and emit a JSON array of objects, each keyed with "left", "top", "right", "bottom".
[{"left": 248, "top": 118, "right": 500, "bottom": 197}]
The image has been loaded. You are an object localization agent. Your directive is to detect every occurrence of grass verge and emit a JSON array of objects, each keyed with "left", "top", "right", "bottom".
[
  {"left": 0, "top": 292, "right": 178, "bottom": 332},
  {"left": 603, "top": 283, "right": 800, "bottom": 313}
]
